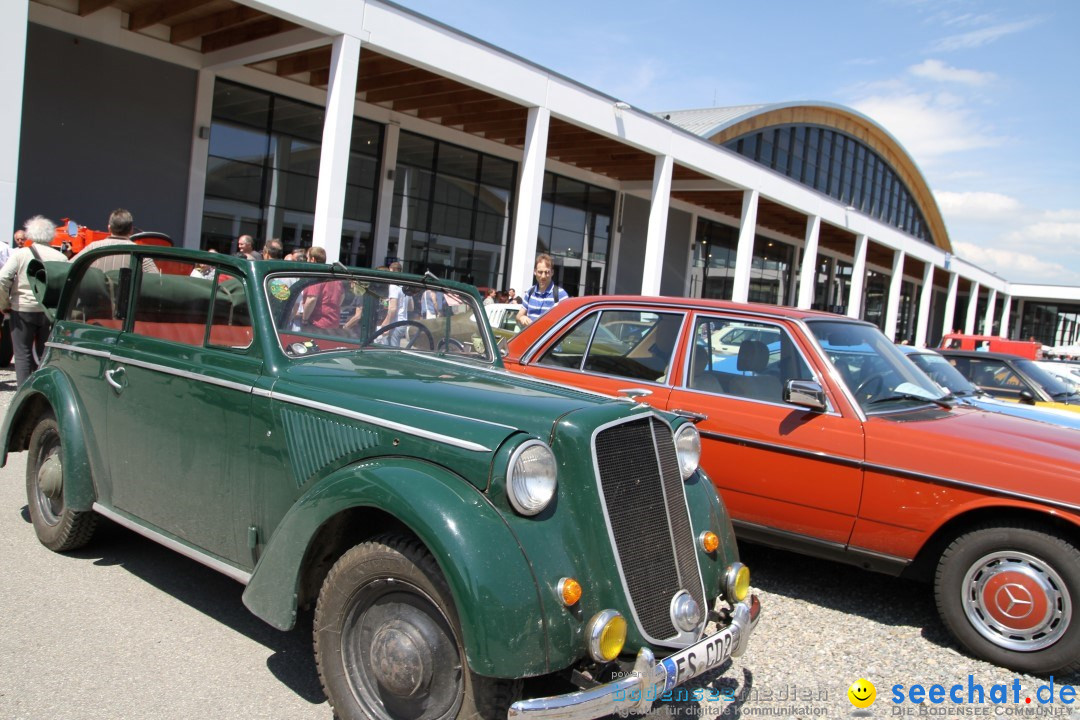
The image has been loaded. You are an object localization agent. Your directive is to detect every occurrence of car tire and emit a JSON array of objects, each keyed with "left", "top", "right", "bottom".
[
  {"left": 935, "top": 523, "right": 1080, "bottom": 675},
  {"left": 314, "top": 534, "right": 522, "bottom": 720},
  {"left": 25, "top": 413, "right": 97, "bottom": 552}
]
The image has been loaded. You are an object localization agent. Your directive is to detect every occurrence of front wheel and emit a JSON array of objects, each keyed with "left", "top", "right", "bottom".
[
  {"left": 935, "top": 524, "right": 1080, "bottom": 675},
  {"left": 314, "top": 535, "right": 520, "bottom": 720},
  {"left": 25, "top": 413, "right": 97, "bottom": 552}
]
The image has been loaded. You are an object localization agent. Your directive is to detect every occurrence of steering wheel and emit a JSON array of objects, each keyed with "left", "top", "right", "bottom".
[
  {"left": 369, "top": 320, "right": 435, "bottom": 350},
  {"left": 854, "top": 372, "right": 887, "bottom": 402},
  {"left": 437, "top": 337, "right": 466, "bottom": 353}
]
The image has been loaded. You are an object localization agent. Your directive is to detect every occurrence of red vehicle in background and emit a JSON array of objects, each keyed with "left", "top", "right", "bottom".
[{"left": 939, "top": 333, "right": 1042, "bottom": 360}]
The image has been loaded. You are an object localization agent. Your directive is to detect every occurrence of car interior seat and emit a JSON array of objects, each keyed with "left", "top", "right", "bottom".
[
  {"left": 690, "top": 342, "right": 723, "bottom": 392},
  {"left": 728, "top": 339, "right": 782, "bottom": 402}
]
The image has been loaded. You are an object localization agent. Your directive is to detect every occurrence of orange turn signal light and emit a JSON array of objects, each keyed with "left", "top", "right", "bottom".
[
  {"left": 558, "top": 577, "right": 582, "bottom": 607},
  {"left": 701, "top": 531, "right": 719, "bottom": 554}
]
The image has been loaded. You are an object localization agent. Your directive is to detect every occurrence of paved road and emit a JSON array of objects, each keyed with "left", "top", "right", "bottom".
[{"left": 1, "top": 364, "right": 1078, "bottom": 719}]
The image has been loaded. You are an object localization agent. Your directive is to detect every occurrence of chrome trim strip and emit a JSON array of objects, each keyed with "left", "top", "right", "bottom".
[
  {"left": 251, "top": 386, "right": 274, "bottom": 399},
  {"left": 45, "top": 341, "right": 111, "bottom": 359},
  {"left": 111, "top": 355, "right": 254, "bottom": 394},
  {"left": 700, "top": 429, "right": 863, "bottom": 469},
  {"left": 92, "top": 503, "right": 252, "bottom": 585},
  {"left": 732, "top": 518, "right": 911, "bottom": 570},
  {"left": 589, "top": 412, "right": 698, "bottom": 648},
  {"left": 710, "top": 428, "right": 1080, "bottom": 514},
  {"left": 267, "top": 391, "right": 491, "bottom": 453},
  {"left": 401, "top": 350, "right": 619, "bottom": 403},
  {"left": 374, "top": 397, "right": 517, "bottom": 431}
]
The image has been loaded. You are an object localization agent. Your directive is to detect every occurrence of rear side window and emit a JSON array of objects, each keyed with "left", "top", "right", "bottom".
[
  {"left": 132, "top": 260, "right": 214, "bottom": 347},
  {"left": 539, "top": 309, "right": 683, "bottom": 383},
  {"left": 65, "top": 254, "right": 131, "bottom": 328}
]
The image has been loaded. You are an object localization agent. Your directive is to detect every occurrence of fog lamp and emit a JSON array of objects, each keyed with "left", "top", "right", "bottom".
[
  {"left": 558, "top": 577, "right": 582, "bottom": 607},
  {"left": 700, "top": 531, "right": 719, "bottom": 554},
  {"left": 725, "top": 563, "right": 751, "bottom": 604},
  {"left": 586, "top": 610, "right": 627, "bottom": 663}
]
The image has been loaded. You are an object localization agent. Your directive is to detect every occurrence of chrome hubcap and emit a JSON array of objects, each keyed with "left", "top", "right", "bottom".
[
  {"left": 963, "top": 550, "right": 1070, "bottom": 652},
  {"left": 34, "top": 445, "right": 63, "bottom": 526}
]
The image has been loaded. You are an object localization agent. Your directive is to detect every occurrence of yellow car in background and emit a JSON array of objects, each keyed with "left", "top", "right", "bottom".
[{"left": 940, "top": 349, "right": 1080, "bottom": 413}]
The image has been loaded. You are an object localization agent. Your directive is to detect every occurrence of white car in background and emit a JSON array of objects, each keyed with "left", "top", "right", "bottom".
[
  {"left": 486, "top": 302, "right": 523, "bottom": 334},
  {"left": 1036, "top": 361, "right": 1080, "bottom": 392}
]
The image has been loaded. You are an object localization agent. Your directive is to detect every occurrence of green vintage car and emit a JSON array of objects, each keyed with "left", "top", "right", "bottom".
[{"left": 4, "top": 245, "right": 760, "bottom": 720}]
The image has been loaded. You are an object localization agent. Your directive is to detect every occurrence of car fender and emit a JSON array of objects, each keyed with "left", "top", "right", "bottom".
[
  {"left": 1, "top": 366, "right": 95, "bottom": 511},
  {"left": 242, "top": 457, "right": 550, "bottom": 677}
]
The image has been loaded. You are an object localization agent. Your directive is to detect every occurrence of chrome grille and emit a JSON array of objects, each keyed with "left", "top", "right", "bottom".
[{"left": 593, "top": 416, "right": 705, "bottom": 642}]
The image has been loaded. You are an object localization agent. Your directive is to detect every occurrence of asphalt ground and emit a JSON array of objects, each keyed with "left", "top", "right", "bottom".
[{"left": 1, "top": 364, "right": 1079, "bottom": 719}]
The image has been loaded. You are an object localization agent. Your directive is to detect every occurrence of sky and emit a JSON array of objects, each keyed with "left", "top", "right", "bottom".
[{"left": 394, "top": 0, "right": 1080, "bottom": 286}]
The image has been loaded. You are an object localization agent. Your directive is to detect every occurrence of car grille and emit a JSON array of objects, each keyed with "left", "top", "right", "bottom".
[{"left": 593, "top": 416, "right": 705, "bottom": 642}]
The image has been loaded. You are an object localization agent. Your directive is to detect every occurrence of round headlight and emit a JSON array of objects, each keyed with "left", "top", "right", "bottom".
[
  {"left": 671, "top": 590, "right": 702, "bottom": 632},
  {"left": 507, "top": 440, "right": 558, "bottom": 516},
  {"left": 673, "top": 423, "right": 701, "bottom": 480}
]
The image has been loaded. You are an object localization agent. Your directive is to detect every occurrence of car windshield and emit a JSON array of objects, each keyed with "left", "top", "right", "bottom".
[
  {"left": 807, "top": 320, "right": 948, "bottom": 413},
  {"left": 1015, "top": 358, "right": 1078, "bottom": 401},
  {"left": 905, "top": 351, "right": 979, "bottom": 397},
  {"left": 264, "top": 273, "right": 494, "bottom": 362}
]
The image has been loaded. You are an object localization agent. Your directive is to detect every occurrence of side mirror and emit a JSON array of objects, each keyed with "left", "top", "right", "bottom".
[
  {"left": 1018, "top": 389, "right": 1036, "bottom": 406},
  {"left": 784, "top": 379, "right": 827, "bottom": 412}
]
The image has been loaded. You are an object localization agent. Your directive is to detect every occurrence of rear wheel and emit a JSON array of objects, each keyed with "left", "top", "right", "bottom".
[
  {"left": 935, "top": 524, "right": 1080, "bottom": 674},
  {"left": 314, "top": 534, "right": 520, "bottom": 720},
  {"left": 25, "top": 413, "right": 97, "bottom": 551}
]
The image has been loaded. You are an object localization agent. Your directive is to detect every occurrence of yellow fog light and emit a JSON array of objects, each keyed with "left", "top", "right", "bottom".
[
  {"left": 725, "top": 563, "right": 751, "bottom": 604},
  {"left": 700, "top": 531, "right": 719, "bottom": 554},
  {"left": 558, "top": 577, "right": 582, "bottom": 607},
  {"left": 586, "top": 610, "right": 627, "bottom": 663}
]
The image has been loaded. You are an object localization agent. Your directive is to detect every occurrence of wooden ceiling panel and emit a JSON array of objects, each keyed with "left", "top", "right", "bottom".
[{"left": 671, "top": 191, "right": 744, "bottom": 217}]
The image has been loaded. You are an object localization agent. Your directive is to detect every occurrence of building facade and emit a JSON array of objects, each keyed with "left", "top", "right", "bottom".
[{"left": 4, "top": 0, "right": 1077, "bottom": 346}]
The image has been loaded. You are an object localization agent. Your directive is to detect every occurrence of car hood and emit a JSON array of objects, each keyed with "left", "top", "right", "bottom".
[
  {"left": 865, "top": 405, "right": 1080, "bottom": 506},
  {"left": 273, "top": 352, "right": 623, "bottom": 452}
]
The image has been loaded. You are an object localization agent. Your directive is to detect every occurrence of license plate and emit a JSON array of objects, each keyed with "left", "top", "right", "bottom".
[{"left": 659, "top": 625, "right": 738, "bottom": 692}]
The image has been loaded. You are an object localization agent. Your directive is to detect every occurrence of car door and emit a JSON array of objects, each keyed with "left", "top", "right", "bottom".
[
  {"left": 105, "top": 260, "right": 259, "bottom": 566},
  {"left": 525, "top": 305, "right": 685, "bottom": 407},
  {"left": 665, "top": 312, "right": 865, "bottom": 547}
]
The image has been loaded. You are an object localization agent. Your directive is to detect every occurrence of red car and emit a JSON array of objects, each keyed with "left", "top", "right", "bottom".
[{"left": 505, "top": 295, "right": 1080, "bottom": 674}]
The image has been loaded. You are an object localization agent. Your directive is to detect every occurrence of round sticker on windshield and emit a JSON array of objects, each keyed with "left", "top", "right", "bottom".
[{"left": 269, "top": 280, "right": 291, "bottom": 301}]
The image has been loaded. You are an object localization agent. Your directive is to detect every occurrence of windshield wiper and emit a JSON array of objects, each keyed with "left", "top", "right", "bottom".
[{"left": 868, "top": 392, "right": 954, "bottom": 409}]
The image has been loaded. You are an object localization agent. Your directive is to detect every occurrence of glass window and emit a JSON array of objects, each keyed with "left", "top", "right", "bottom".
[
  {"left": 538, "top": 309, "right": 683, "bottom": 383},
  {"left": 131, "top": 261, "right": 213, "bottom": 346},
  {"left": 538, "top": 312, "right": 598, "bottom": 369},
  {"left": 688, "top": 316, "right": 814, "bottom": 404},
  {"left": 208, "top": 272, "right": 253, "bottom": 349},
  {"left": 65, "top": 256, "right": 132, "bottom": 327},
  {"left": 538, "top": 173, "right": 616, "bottom": 296}
]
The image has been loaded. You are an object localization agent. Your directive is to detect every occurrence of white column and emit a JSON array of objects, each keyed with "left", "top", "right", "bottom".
[
  {"left": 731, "top": 189, "right": 759, "bottom": 303},
  {"left": 642, "top": 154, "right": 673, "bottom": 296},
  {"left": 508, "top": 107, "right": 550, "bottom": 293},
  {"left": 846, "top": 234, "right": 868, "bottom": 319},
  {"left": 312, "top": 33, "right": 362, "bottom": 263},
  {"left": 797, "top": 215, "right": 821, "bottom": 309},
  {"left": 1, "top": 2, "right": 28, "bottom": 236},
  {"left": 182, "top": 70, "right": 215, "bottom": 249},
  {"left": 983, "top": 288, "right": 997, "bottom": 336},
  {"left": 372, "top": 122, "right": 400, "bottom": 268},
  {"left": 999, "top": 294, "right": 1012, "bottom": 339},
  {"left": 883, "top": 249, "right": 905, "bottom": 341},
  {"left": 942, "top": 272, "right": 959, "bottom": 337},
  {"left": 684, "top": 214, "right": 698, "bottom": 297},
  {"left": 915, "top": 262, "right": 935, "bottom": 348},
  {"left": 964, "top": 282, "right": 980, "bottom": 334}
]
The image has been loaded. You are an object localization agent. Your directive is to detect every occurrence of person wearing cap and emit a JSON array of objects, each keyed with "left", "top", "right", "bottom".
[{"left": 0, "top": 216, "right": 69, "bottom": 385}]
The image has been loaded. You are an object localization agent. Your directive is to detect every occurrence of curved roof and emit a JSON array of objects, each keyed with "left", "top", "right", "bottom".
[{"left": 658, "top": 102, "right": 953, "bottom": 253}]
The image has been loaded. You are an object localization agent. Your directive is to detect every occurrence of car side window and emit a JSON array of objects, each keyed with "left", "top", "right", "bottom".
[
  {"left": 970, "top": 358, "right": 1023, "bottom": 391},
  {"left": 537, "top": 310, "right": 683, "bottom": 383},
  {"left": 65, "top": 254, "right": 131, "bottom": 328},
  {"left": 538, "top": 312, "right": 598, "bottom": 369},
  {"left": 688, "top": 316, "right": 813, "bottom": 404},
  {"left": 130, "top": 260, "right": 216, "bottom": 348},
  {"left": 208, "top": 272, "right": 253, "bottom": 349}
]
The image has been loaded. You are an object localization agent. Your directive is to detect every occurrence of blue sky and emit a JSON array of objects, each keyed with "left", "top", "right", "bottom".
[{"left": 395, "top": 0, "right": 1080, "bottom": 286}]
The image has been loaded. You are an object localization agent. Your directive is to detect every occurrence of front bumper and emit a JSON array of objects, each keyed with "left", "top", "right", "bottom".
[{"left": 508, "top": 594, "right": 761, "bottom": 720}]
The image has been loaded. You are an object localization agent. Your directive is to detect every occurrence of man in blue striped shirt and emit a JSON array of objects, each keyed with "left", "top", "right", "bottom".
[{"left": 516, "top": 253, "right": 569, "bottom": 328}]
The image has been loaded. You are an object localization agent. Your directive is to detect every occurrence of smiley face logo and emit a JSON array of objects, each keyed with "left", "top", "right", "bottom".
[{"left": 847, "top": 678, "right": 876, "bottom": 708}]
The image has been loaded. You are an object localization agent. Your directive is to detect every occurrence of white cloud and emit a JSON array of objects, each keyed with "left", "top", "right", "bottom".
[
  {"left": 952, "top": 241, "right": 1080, "bottom": 284},
  {"left": 934, "top": 190, "right": 1019, "bottom": 217},
  {"left": 1009, "top": 221, "right": 1080, "bottom": 244},
  {"left": 851, "top": 92, "right": 1001, "bottom": 162},
  {"left": 909, "top": 59, "right": 995, "bottom": 86},
  {"left": 930, "top": 18, "right": 1042, "bottom": 52},
  {"left": 1043, "top": 210, "right": 1080, "bottom": 222}
]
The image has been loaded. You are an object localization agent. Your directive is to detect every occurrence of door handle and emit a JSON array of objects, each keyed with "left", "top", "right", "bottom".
[
  {"left": 670, "top": 408, "right": 708, "bottom": 424},
  {"left": 105, "top": 367, "right": 126, "bottom": 392}
]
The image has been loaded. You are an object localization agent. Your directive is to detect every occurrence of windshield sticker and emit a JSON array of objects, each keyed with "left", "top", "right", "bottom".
[{"left": 269, "top": 280, "right": 291, "bottom": 301}]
